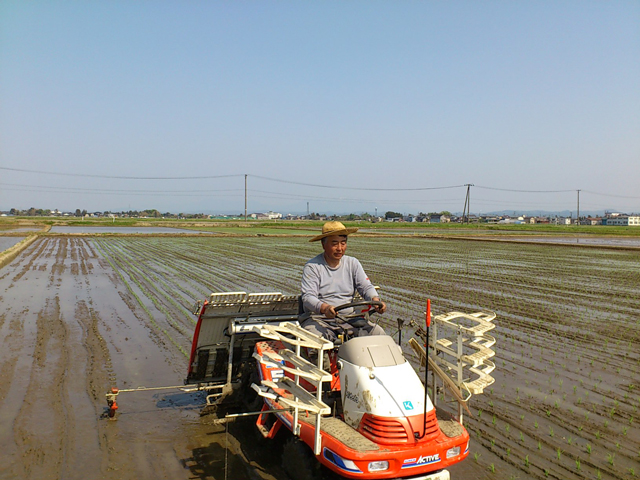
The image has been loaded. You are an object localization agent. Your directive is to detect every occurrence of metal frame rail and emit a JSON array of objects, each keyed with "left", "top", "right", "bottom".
[{"left": 251, "top": 323, "right": 333, "bottom": 455}]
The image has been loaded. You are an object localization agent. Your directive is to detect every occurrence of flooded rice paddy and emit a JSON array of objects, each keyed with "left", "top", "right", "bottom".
[
  {"left": 49, "top": 226, "right": 217, "bottom": 234},
  {"left": 0, "top": 237, "right": 25, "bottom": 251},
  {"left": 0, "top": 236, "right": 638, "bottom": 480}
]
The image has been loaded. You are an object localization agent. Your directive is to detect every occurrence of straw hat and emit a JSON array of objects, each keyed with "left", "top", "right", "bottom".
[{"left": 309, "top": 221, "right": 359, "bottom": 242}]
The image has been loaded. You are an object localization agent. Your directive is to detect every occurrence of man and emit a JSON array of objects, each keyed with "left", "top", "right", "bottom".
[{"left": 300, "top": 221, "right": 387, "bottom": 342}]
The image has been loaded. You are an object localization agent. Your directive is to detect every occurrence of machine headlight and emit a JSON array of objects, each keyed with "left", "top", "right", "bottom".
[
  {"left": 446, "top": 446, "right": 461, "bottom": 458},
  {"left": 368, "top": 461, "right": 389, "bottom": 472}
]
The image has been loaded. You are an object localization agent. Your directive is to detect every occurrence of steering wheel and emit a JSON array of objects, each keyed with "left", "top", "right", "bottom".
[
  {"left": 334, "top": 300, "right": 384, "bottom": 315},
  {"left": 331, "top": 300, "right": 383, "bottom": 330}
]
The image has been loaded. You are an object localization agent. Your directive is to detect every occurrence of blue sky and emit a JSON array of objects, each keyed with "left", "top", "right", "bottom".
[{"left": 1, "top": 1, "right": 638, "bottom": 215}]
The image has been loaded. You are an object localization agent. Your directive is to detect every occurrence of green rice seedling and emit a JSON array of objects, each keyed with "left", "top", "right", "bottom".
[
  {"left": 519, "top": 431, "right": 524, "bottom": 442},
  {"left": 505, "top": 424, "right": 510, "bottom": 434},
  {"left": 607, "top": 453, "right": 615, "bottom": 466},
  {"left": 586, "top": 444, "right": 591, "bottom": 455},
  {"left": 596, "top": 469, "right": 602, "bottom": 480},
  {"left": 623, "top": 426, "right": 628, "bottom": 435},
  {"left": 492, "top": 415, "right": 496, "bottom": 426},
  {"left": 534, "top": 420, "right": 538, "bottom": 429},
  {"left": 474, "top": 452, "right": 480, "bottom": 463},
  {"left": 524, "top": 455, "right": 529, "bottom": 467},
  {"left": 537, "top": 440, "right": 541, "bottom": 450},
  {"left": 575, "top": 457, "right": 581, "bottom": 471},
  {"left": 557, "top": 448, "right": 562, "bottom": 461},
  {"left": 489, "top": 463, "right": 495, "bottom": 473},
  {"left": 567, "top": 436, "right": 572, "bottom": 445},
  {"left": 549, "top": 426, "right": 554, "bottom": 437},
  {"left": 506, "top": 448, "right": 510, "bottom": 457},
  {"left": 595, "top": 431, "right": 601, "bottom": 439},
  {"left": 628, "top": 467, "right": 636, "bottom": 477}
]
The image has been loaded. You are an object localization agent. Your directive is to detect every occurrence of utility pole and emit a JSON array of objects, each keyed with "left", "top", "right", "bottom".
[
  {"left": 244, "top": 174, "right": 247, "bottom": 222},
  {"left": 307, "top": 202, "right": 309, "bottom": 217},
  {"left": 462, "top": 184, "right": 473, "bottom": 224},
  {"left": 576, "top": 189, "right": 581, "bottom": 225}
]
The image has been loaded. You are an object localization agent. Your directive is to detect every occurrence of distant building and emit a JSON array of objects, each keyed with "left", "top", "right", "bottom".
[
  {"left": 429, "top": 215, "right": 450, "bottom": 223},
  {"left": 606, "top": 215, "right": 640, "bottom": 226}
]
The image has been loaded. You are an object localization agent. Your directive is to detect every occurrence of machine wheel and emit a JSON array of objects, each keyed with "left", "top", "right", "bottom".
[{"left": 281, "top": 436, "right": 323, "bottom": 480}]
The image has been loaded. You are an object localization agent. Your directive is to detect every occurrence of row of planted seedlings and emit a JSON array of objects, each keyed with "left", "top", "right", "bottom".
[
  {"left": 347, "top": 236, "right": 639, "bottom": 479},
  {"left": 432, "top": 241, "right": 639, "bottom": 479},
  {"left": 89, "top": 237, "right": 314, "bottom": 359},
  {"left": 92, "top": 238, "right": 197, "bottom": 357}
]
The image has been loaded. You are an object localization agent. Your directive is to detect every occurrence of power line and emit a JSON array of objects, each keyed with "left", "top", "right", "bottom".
[
  {"left": 0, "top": 186, "right": 244, "bottom": 198},
  {"left": 2, "top": 166, "right": 636, "bottom": 199},
  {"left": 0, "top": 166, "right": 243, "bottom": 181},
  {"left": 0, "top": 182, "right": 241, "bottom": 194},
  {"left": 250, "top": 175, "right": 465, "bottom": 191},
  {"left": 475, "top": 185, "right": 575, "bottom": 193},
  {"left": 581, "top": 190, "right": 640, "bottom": 199}
]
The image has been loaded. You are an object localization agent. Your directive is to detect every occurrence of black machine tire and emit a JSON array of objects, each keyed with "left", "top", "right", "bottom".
[{"left": 281, "top": 436, "right": 323, "bottom": 480}]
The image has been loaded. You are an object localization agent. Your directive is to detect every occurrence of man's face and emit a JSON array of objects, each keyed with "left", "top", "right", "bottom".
[{"left": 322, "top": 235, "right": 347, "bottom": 263}]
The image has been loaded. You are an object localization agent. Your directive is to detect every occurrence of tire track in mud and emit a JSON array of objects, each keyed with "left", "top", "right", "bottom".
[
  {"left": 0, "top": 237, "right": 49, "bottom": 284},
  {"left": 2, "top": 238, "right": 119, "bottom": 480},
  {"left": 12, "top": 296, "right": 69, "bottom": 479},
  {"left": 74, "top": 299, "right": 118, "bottom": 475}
]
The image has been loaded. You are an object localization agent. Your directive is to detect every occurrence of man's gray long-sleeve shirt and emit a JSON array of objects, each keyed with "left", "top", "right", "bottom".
[{"left": 301, "top": 253, "right": 378, "bottom": 314}]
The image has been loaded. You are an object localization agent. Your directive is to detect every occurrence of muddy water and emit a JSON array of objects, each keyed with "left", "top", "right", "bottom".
[
  {"left": 0, "top": 237, "right": 24, "bottom": 251},
  {"left": 0, "top": 238, "right": 273, "bottom": 480}
]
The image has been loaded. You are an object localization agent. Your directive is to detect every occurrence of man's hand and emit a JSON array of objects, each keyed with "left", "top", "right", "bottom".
[
  {"left": 320, "top": 303, "right": 337, "bottom": 319},
  {"left": 372, "top": 297, "right": 387, "bottom": 314}
]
